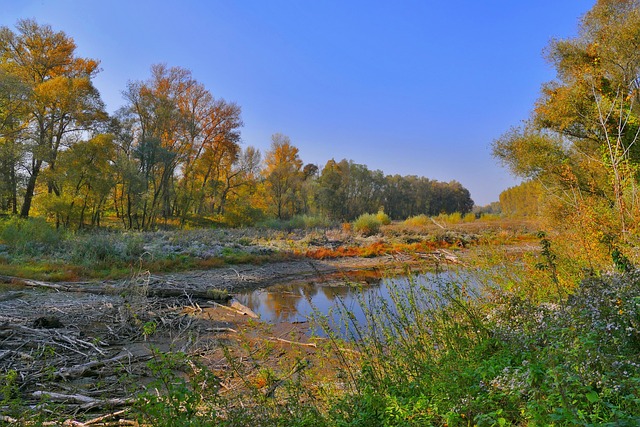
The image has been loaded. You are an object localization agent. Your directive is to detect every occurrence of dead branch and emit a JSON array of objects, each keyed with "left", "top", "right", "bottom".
[
  {"left": 0, "top": 275, "right": 231, "bottom": 301},
  {"left": 270, "top": 337, "right": 317, "bottom": 348}
]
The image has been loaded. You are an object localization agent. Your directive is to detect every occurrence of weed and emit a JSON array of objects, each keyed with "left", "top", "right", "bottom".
[
  {"left": 135, "top": 349, "right": 220, "bottom": 426},
  {"left": 353, "top": 213, "right": 381, "bottom": 236}
]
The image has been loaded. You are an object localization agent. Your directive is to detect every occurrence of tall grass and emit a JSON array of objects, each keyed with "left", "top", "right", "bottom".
[
  {"left": 314, "top": 267, "right": 640, "bottom": 426},
  {"left": 0, "top": 217, "right": 64, "bottom": 256}
]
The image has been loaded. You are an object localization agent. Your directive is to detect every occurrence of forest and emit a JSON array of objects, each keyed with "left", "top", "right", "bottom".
[{"left": 0, "top": 20, "right": 472, "bottom": 230}]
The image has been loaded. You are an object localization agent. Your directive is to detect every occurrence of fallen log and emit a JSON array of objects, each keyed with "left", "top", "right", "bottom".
[
  {"left": 32, "top": 391, "right": 134, "bottom": 410},
  {"left": 0, "top": 275, "right": 231, "bottom": 301}
]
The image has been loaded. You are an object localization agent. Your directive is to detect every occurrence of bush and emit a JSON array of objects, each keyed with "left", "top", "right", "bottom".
[
  {"left": 462, "top": 213, "right": 476, "bottom": 223},
  {"left": 224, "top": 205, "right": 266, "bottom": 228},
  {"left": 323, "top": 271, "right": 640, "bottom": 426},
  {"left": 375, "top": 210, "right": 391, "bottom": 226},
  {"left": 0, "top": 217, "right": 64, "bottom": 256},
  {"left": 68, "top": 232, "right": 144, "bottom": 265},
  {"left": 403, "top": 214, "right": 430, "bottom": 227},
  {"left": 353, "top": 213, "right": 381, "bottom": 236}
]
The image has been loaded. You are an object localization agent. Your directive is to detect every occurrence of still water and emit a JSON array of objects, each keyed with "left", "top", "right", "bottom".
[{"left": 234, "top": 269, "right": 478, "bottom": 333}]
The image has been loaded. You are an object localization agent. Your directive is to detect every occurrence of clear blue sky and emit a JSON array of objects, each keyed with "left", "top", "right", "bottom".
[{"left": 2, "top": 0, "right": 595, "bottom": 205}]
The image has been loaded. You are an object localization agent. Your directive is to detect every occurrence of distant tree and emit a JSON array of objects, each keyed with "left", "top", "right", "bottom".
[
  {"left": 499, "top": 181, "right": 543, "bottom": 218},
  {"left": 120, "top": 64, "right": 242, "bottom": 228},
  {"left": 263, "top": 134, "right": 303, "bottom": 219}
]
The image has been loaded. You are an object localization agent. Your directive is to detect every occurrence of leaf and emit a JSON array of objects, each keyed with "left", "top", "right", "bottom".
[{"left": 585, "top": 390, "right": 599, "bottom": 403}]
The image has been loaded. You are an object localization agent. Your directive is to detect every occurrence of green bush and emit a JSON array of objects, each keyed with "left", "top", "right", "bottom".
[
  {"left": 403, "top": 214, "right": 430, "bottom": 227},
  {"left": 323, "top": 271, "right": 640, "bottom": 426},
  {"left": 353, "top": 213, "right": 381, "bottom": 236},
  {"left": 375, "top": 210, "right": 391, "bottom": 226},
  {"left": 68, "top": 232, "right": 144, "bottom": 265},
  {"left": 0, "top": 217, "right": 64, "bottom": 256}
]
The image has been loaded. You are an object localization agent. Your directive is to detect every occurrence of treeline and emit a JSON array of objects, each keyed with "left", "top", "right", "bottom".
[
  {"left": 498, "top": 181, "right": 542, "bottom": 218},
  {"left": 0, "top": 20, "right": 473, "bottom": 230}
]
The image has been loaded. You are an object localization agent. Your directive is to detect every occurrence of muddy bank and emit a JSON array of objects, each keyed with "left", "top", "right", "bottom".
[{"left": 152, "top": 253, "right": 432, "bottom": 293}]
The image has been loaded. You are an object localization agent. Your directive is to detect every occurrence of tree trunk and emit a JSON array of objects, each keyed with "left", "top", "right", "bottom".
[{"left": 20, "top": 159, "right": 42, "bottom": 218}]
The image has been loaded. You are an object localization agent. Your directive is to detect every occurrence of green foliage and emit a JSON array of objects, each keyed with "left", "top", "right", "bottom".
[
  {"left": 135, "top": 349, "right": 220, "bottom": 426},
  {"left": 403, "top": 214, "right": 430, "bottom": 227},
  {"left": 352, "top": 213, "right": 381, "bottom": 236},
  {"left": 0, "top": 369, "right": 22, "bottom": 417},
  {"left": 535, "top": 231, "right": 559, "bottom": 288},
  {"left": 223, "top": 204, "right": 266, "bottom": 228},
  {"left": 320, "top": 270, "right": 640, "bottom": 426},
  {"left": 68, "top": 232, "right": 144, "bottom": 265},
  {"left": 0, "top": 216, "right": 63, "bottom": 256}
]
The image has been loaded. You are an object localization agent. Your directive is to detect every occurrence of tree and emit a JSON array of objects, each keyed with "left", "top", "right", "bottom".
[
  {"left": 0, "top": 67, "right": 28, "bottom": 213},
  {"left": 0, "top": 19, "right": 107, "bottom": 218},
  {"left": 120, "top": 64, "right": 242, "bottom": 228},
  {"left": 263, "top": 134, "right": 303, "bottom": 219},
  {"left": 40, "top": 134, "right": 116, "bottom": 228},
  {"left": 494, "top": 1, "right": 640, "bottom": 238}
]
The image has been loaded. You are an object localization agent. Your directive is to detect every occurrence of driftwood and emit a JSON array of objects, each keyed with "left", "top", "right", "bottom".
[
  {"left": 55, "top": 353, "right": 153, "bottom": 380},
  {"left": 0, "top": 275, "right": 231, "bottom": 301},
  {"left": 33, "top": 391, "right": 134, "bottom": 410},
  {"left": 213, "top": 301, "right": 259, "bottom": 319},
  {"left": 415, "top": 249, "right": 466, "bottom": 266},
  {"left": 270, "top": 337, "right": 317, "bottom": 348}
]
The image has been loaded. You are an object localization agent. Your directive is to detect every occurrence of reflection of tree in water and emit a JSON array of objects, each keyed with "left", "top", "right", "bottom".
[
  {"left": 238, "top": 292, "right": 263, "bottom": 313},
  {"left": 319, "top": 280, "right": 382, "bottom": 301},
  {"left": 264, "top": 282, "right": 319, "bottom": 322}
]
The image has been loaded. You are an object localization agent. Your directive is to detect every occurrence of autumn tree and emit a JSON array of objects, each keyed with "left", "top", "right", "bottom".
[
  {"left": 40, "top": 134, "right": 116, "bottom": 228},
  {"left": 494, "top": 0, "right": 640, "bottom": 239},
  {"left": 499, "top": 180, "right": 543, "bottom": 218},
  {"left": 119, "top": 64, "right": 242, "bottom": 229},
  {"left": 0, "top": 19, "right": 106, "bottom": 218},
  {"left": 263, "top": 134, "right": 303, "bottom": 219}
]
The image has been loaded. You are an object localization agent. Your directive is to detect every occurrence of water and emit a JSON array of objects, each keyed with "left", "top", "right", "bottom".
[{"left": 234, "top": 269, "right": 479, "bottom": 335}]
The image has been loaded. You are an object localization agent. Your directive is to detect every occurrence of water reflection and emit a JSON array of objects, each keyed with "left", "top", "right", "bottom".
[
  {"left": 234, "top": 280, "right": 367, "bottom": 324},
  {"left": 234, "top": 270, "right": 478, "bottom": 332}
]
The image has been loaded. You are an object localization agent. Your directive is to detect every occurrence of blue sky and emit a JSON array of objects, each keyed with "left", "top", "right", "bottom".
[{"left": 2, "top": 0, "right": 595, "bottom": 205}]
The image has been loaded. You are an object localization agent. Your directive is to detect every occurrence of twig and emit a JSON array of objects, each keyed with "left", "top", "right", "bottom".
[
  {"left": 270, "top": 337, "right": 317, "bottom": 348},
  {"left": 207, "top": 327, "right": 238, "bottom": 333}
]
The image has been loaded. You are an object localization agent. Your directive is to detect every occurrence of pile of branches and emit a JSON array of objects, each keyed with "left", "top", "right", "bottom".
[{"left": 0, "top": 273, "right": 223, "bottom": 423}]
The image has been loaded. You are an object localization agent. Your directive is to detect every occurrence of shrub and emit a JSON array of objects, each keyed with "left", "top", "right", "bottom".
[
  {"left": 224, "top": 205, "right": 266, "bottom": 228},
  {"left": 375, "top": 210, "right": 391, "bottom": 226},
  {"left": 300, "top": 214, "right": 332, "bottom": 229},
  {"left": 353, "top": 213, "right": 381, "bottom": 236},
  {"left": 403, "top": 214, "right": 430, "bottom": 227},
  {"left": 0, "top": 217, "right": 63, "bottom": 256}
]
